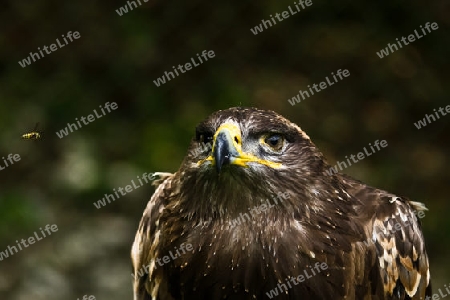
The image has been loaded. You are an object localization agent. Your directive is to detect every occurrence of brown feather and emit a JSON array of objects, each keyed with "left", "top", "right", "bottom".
[{"left": 131, "top": 107, "right": 431, "bottom": 300}]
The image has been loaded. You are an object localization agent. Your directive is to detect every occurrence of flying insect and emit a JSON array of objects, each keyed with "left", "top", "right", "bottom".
[{"left": 22, "top": 123, "right": 42, "bottom": 140}]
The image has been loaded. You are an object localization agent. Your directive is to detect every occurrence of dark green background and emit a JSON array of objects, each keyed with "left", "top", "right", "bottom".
[{"left": 0, "top": 0, "right": 448, "bottom": 299}]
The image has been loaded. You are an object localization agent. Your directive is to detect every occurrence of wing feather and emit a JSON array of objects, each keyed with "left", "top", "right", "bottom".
[
  {"left": 342, "top": 174, "right": 431, "bottom": 299},
  {"left": 132, "top": 173, "right": 175, "bottom": 300}
]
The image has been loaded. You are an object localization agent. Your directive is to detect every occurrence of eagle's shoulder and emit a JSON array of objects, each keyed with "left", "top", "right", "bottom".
[
  {"left": 341, "top": 174, "right": 431, "bottom": 299},
  {"left": 131, "top": 172, "right": 176, "bottom": 300}
]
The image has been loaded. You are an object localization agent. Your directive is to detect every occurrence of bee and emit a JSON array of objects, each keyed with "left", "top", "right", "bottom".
[{"left": 22, "top": 123, "right": 42, "bottom": 140}]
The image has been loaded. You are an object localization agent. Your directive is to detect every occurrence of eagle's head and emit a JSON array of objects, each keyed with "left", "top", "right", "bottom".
[{"left": 177, "top": 107, "right": 354, "bottom": 232}]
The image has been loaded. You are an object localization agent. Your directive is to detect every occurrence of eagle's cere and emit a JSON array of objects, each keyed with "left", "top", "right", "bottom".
[{"left": 131, "top": 107, "right": 431, "bottom": 300}]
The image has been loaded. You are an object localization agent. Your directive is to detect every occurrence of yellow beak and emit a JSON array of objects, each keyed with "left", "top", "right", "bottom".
[{"left": 197, "top": 123, "right": 282, "bottom": 172}]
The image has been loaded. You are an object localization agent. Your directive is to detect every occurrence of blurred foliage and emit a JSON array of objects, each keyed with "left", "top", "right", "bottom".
[{"left": 0, "top": 0, "right": 449, "bottom": 299}]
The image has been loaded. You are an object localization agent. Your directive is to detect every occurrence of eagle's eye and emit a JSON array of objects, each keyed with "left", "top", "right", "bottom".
[
  {"left": 263, "top": 134, "right": 285, "bottom": 152},
  {"left": 196, "top": 130, "right": 214, "bottom": 144}
]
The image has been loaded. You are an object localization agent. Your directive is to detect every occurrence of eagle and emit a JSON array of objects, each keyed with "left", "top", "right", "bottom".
[{"left": 131, "top": 107, "right": 431, "bottom": 300}]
